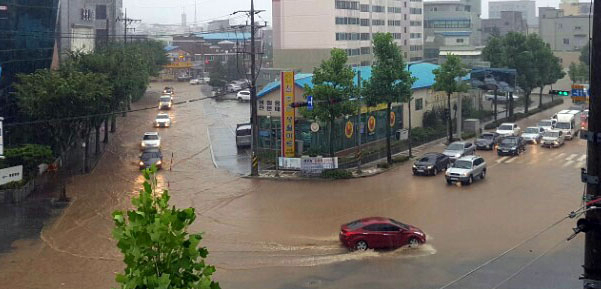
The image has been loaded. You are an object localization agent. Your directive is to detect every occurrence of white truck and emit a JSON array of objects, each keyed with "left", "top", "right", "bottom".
[{"left": 553, "top": 110, "right": 581, "bottom": 140}]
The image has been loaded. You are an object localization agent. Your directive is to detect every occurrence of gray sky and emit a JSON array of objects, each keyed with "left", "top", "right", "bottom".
[{"left": 124, "top": 0, "right": 564, "bottom": 26}]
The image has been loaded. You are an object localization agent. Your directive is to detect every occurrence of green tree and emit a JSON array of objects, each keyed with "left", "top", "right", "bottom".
[
  {"left": 580, "top": 41, "right": 590, "bottom": 66},
  {"left": 208, "top": 61, "right": 228, "bottom": 91},
  {"left": 225, "top": 56, "right": 245, "bottom": 82},
  {"left": 362, "top": 33, "right": 414, "bottom": 164},
  {"left": 112, "top": 166, "right": 220, "bottom": 289},
  {"left": 432, "top": 54, "right": 469, "bottom": 143},
  {"left": 482, "top": 36, "right": 505, "bottom": 67},
  {"left": 303, "top": 48, "right": 357, "bottom": 156},
  {"left": 569, "top": 62, "right": 579, "bottom": 83}
]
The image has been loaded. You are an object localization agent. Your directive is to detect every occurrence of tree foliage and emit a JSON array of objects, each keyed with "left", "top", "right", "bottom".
[
  {"left": 362, "top": 33, "right": 413, "bottom": 164},
  {"left": 208, "top": 61, "right": 228, "bottom": 90},
  {"left": 580, "top": 41, "right": 590, "bottom": 66},
  {"left": 482, "top": 32, "right": 563, "bottom": 112},
  {"left": 303, "top": 48, "right": 357, "bottom": 156},
  {"left": 0, "top": 144, "right": 53, "bottom": 179},
  {"left": 432, "top": 54, "right": 468, "bottom": 142},
  {"left": 112, "top": 166, "right": 220, "bottom": 289}
]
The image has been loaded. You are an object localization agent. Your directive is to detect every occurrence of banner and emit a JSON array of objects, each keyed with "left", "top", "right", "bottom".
[
  {"left": 0, "top": 165, "right": 22, "bottom": 186},
  {"left": 281, "top": 71, "right": 295, "bottom": 157}
]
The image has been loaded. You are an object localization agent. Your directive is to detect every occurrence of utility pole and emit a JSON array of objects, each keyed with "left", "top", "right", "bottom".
[
  {"left": 583, "top": 0, "right": 601, "bottom": 287},
  {"left": 116, "top": 8, "right": 140, "bottom": 43},
  {"left": 234, "top": 0, "right": 265, "bottom": 176}
]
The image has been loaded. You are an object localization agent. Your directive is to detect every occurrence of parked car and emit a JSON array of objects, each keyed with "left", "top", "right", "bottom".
[
  {"left": 474, "top": 132, "right": 502, "bottom": 150},
  {"left": 139, "top": 148, "right": 163, "bottom": 170},
  {"left": 496, "top": 123, "right": 521, "bottom": 137},
  {"left": 537, "top": 119, "right": 556, "bottom": 131},
  {"left": 339, "top": 217, "right": 426, "bottom": 251},
  {"left": 521, "top": 126, "right": 545, "bottom": 144},
  {"left": 140, "top": 132, "right": 161, "bottom": 149},
  {"left": 443, "top": 141, "right": 475, "bottom": 161},
  {"left": 154, "top": 113, "right": 172, "bottom": 128},
  {"left": 445, "top": 155, "right": 487, "bottom": 185},
  {"left": 497, "top": 136, "right": 526, "bottom": 156},
  {"left": 159, "top": 95, "right": 173, "bottom": 110},
  {"left": 485, "top": 93, "right": 519, "bottom": 102},
  {"left": 226, "top": 83, "right": 242, "bottom": 93},
  {"left": 177, "top": 74, "right": 192, "bottom": 82},
  {"left": 237, "top": 90, "right": 251, "bottom": 102},
  {"left": 541, "top": 130, "right": 565, "bottom": 148},
  {"left": 412, "top": 152, "right": 450, "bottom": 176},
  {"left": 235, "top": 123, "right": 252, "bottom": 149},
  {"left": 189, "top": 78, "right": 201, "bottom": 85},
  {"left": 232, "top": 79, "right": 250, "bottom": 89}
]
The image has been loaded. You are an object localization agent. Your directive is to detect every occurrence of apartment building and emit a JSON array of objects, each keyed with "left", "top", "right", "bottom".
[
  {"left": 273, "top": 0, "right": 423, "bottom": 72},
  {"left": 489, "top": 0, "right": 536, "bottom": 27},
  {"left": 539, "top": 7, "right": 590, "bottom": 51},
  {"left": 481, "top": 11, "right": 528, "bottom": 43}
]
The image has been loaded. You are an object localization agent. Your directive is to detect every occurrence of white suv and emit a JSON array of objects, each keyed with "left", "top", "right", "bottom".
[
  {"left": 496, "top": 123, "right": 521, "bottom": 137},
  {"left": 237, "top": 90, "right": 251, "bottom": 102},
  {"left": 445, "top": 155, "right": 487, "bottom": 185},
  {"left": 141, "top": 132, "right": 161, "bottom": 150}
]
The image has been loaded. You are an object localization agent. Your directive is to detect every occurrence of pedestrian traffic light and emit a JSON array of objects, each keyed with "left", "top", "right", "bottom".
[{"left": 549, "top": 90, "right": 570, "bottom": 96}]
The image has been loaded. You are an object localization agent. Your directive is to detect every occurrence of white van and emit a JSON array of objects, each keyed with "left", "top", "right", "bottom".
[
  {"left": 235, "top": 123, "right": 252, "bottom": 149},
  {"left": 553, "top": 110, "right": 581, "bottom": 140}
]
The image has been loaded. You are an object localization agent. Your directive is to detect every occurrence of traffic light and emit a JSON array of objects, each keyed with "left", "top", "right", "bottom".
[{"left": 549, "top": 90, "right": 570, "bottom": 96}]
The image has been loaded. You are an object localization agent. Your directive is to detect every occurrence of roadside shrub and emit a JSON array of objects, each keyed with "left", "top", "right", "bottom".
[
  {"left": 392, "top": 155, "right": 409, "bottom": 163},
  {"left": 2, "top": 144, "right": 54, "bottom": 178},
  {"left": 321, "top": 169, "right": 352, "bottom": 179},
  {"left": 376, "top": 163, "right": 391, "bottom": 169},
  {"left": 0, "top": 180, "right": 27, "bottom": 190}
]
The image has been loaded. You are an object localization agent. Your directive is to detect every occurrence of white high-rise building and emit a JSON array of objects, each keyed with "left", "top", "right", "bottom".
[{"left": 273, "top": 0, "right": 423, "bottom": 72}]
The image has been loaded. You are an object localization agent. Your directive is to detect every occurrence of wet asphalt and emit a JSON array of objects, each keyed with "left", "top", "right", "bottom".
[{"left": 0, "top": 82, "right": 586, "bottom": 289}]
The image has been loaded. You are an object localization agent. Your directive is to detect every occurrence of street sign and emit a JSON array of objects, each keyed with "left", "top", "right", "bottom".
[
  {"left": 0, "top": 165, "right": 22, "bottom": 186},
  {"left": 307, "top": 95, "right": 313, "bottom": 111}
]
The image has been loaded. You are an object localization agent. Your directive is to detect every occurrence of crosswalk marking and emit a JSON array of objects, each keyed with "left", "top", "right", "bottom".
[
  {"left": 496, "top": 156, "right": 509, "bottom": 163},
  {"left": 575, "top": 162, "right": 586, "bottom": 169},
  {"left": 563, "top": 160, "right": 574, "bottom": 168},
  {"left": 578, "top": 155, "right": 587, "bottom": 162},
  {"left": 566, "top": 154, "right": 578, "bottom": 161},
  {"left": 505, "top": 157, "right": 517, "bottom": 163},
  {"left": 550, "top": 152, "right": 559, "bottom": 157},
  {"left": 554, "top": 153, "right": 566, "bottom": 160}
]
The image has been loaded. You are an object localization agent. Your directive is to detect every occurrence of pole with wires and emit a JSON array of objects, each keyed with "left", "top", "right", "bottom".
[{"left": 583, "top": 0, "right": 601, "bottom": 287}]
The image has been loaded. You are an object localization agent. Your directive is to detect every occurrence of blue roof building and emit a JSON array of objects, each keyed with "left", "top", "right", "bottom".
[{"left": 195, "top": 32, "right": 252, "bottom": 42}]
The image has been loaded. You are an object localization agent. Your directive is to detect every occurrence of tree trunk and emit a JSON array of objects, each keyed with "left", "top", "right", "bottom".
[
  {"left": 110, "top": 113, "right": 116, "bottom": 132},
  {"left": 329, "top": 117, "right": 335, "bottom": 157},
  {"left": 386, "top": 103, "right": 392, "bottom": 165},
  {"left": 447, "top": 92, "right": 453, "bottom": 143},
  {"left": 103, "top": 117, "right": 109, "bottom": 143},
  {"left": 524, "top": 92, "right": 530, "bottom": 114},
  {"left": 550, "top": 84, "right": 554, "bottom": 102},
  {"left": 95, "top": 124, "right": 101, "bottom": 155},
  {"left": 539, "top": 86, "right": 544, "bottom": 108}
]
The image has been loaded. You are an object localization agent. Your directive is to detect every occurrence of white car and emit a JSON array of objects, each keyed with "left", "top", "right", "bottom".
[
  {"left": 237, "top": 90, "right": 251, "bottom": 101},
  {"left": 541, "top": 130, "right": 565, "bottom": 148},
  {"left": 485, "top": 94, "right": 519, "bottom": 102},
  {"left": 496, "top": 123, "right": 521, "bottom": 137},
  {"left": 141, "top": 132, "right": 161, "bottom": 149},
  {"left": 226, "top": 84, "right": 242, "bottom": 93},
  {"left": 159, "top": 95, "right": 173, "bottom": 110},
  {"left": 232, "top": 79, "right": 250, "bottom": 89},
  {"left": 445, "top": 155, "right": 487, "bottom": 185},
  {"left": 154, "top": 113, "right": 172, "bottom": 128},
  {"left": 537, "top": 119, "right": 556, "bottom": 131},
  {"left": 189, "top": 78, "right": 201, "bottom": 85},
  {"left": 521, "top": 126, "right": 545, "bottom": 144}
]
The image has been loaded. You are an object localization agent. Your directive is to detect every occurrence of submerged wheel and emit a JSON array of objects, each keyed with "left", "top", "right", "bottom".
[
  {"left": 355, "top": 240, "right": 368, "bottom": 251},
  {"left": 408, "top": 237, "right": 421, "bottom": 248}
]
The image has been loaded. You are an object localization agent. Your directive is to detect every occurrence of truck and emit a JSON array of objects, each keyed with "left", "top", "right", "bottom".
[{"left": 553, "top": 110, "right": 581, "bottom": 140}]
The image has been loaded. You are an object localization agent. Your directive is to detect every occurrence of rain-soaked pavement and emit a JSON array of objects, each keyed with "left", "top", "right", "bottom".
[{"left": 0, "top": 82, "right": 586, "bottom": 289}]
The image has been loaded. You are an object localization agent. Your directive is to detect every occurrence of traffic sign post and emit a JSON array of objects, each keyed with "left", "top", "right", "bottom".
[{"left": 307, "top": 95, "right": 313, "bottom": 111}]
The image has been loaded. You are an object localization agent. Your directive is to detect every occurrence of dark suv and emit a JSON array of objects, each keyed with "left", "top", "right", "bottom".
[
  {"left": 497, "top": 136, "right": 526, "bottom": 156},
  {"left": 412, "top": 152, "right": 450, "bottom": 176}
]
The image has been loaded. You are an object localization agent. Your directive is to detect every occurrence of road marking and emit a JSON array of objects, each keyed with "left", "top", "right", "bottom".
[
  {"left": 206, "top": 127, "right": 219, "bottom": 168},
  {"left": 505, "top": 157, "right": 517, "bottom": 163},
  {"left": 563, "top": 160, "right": 574, "bottom": 168},
  {"left": 578, "top": 154, "right": 587, "bottom": 162},
  {"left": 566, "top": 154, "right": 578, "bottom": 161},
  {"left": 496, "top": 156, "right": 509, "bottom": 163},
  {"left": 554, "top": 153, "right": 566, "bottom": 160},
  {"left": 575, "top": 162, "right": 586, "bottom": 169},
  {"left": 550, "top": 152, "right": 559, "bottom": 157}
]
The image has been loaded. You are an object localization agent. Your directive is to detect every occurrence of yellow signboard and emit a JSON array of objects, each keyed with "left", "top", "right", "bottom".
[
  {"left": 281, "top": 71, "right": 295, "bottom": 157},
  {"left": 360, "top": 103, "right": 388, "bottom": 113},
  {"left": 165, "top": 61, "right": 192, "bottom": 68}
]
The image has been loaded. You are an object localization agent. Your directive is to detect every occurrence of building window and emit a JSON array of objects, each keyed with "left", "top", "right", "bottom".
[
  {"left": 336, "top": 32, "right": 361, "bottom": 41},
  {"left": 388, "top": 20, "right": 401, "bottom": 26},
  {"left": 404, "top": 1, "right": 407, "bottom": 7},
  {"left": 563, "top": 38, "right": 570, "bottom": 44},
  {"left": 360, "top": 4, "right": 370, "bottom": 12},
  {"left": 96, "top": 5, "right": 107, "bottom": 20},
  {"left": 410, "top": 33, "right": 421, "bottom": 39},
  {"left": 415, "top": 98, "right": 423, "bottom": 111},
  {"left": 372, "top": 5, "right": 385, "bottom": 12},
  {"left": 275, "top": 101, "right": 280, "bottom": 112},
  {"left": 404, "top": 27, "right": 407, "bottom": 33},
  {"left": 404, "top": 14, "right": 407, "bottom": 20},
  {"left": 392, "top": 33, "right": 402, "bottom": 39},
  {"left": 335, "top": 1, "right": 359, "bottom": 10},
  {"left": 575, "top": 26, "right": 582, "bottom": 30},
  {"left": 410, "top": 21, "right": 422, "bottom": 26},
  {"left": 387, "top": 6, "right": 402, "bottom": 13},
  {"left": 346, "top": 48, "right": 360, "bottom": 56},
  {"left": 259, "top": 100, "right": 264, "bottom": 110},
  {"left": 267, "top": 100, "right": 273, "bottom": 111},
  {"left": 361, "top": 60, "right": 371, "bottom": 66},
  {"left": 360, "top": 47, "right": 370, "bottom": 54},
  {"left": 81, "top": 8, "right": 93, "bottom": 21},
  {"left": 360, "top": 19, "right": 370, "bottom": 26},
  {"left": 456, "top": 38, "right": 464, "bottom": 43},
  {"left": 360, "top": 33, "right": 370, "bottom": 40},
  {"left": 372, "top": 19, "right": 385, "bottom": 26},
  {"left": 336, "top": 17, "right": 360, "bottom": 25},
  {"left": 424, "top": 19, "right": 471, "bottom": 28}
]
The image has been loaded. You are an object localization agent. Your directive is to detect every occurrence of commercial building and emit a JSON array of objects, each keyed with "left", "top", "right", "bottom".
[
  {"left": 272, "top": 0, "right": 423, "bottom": 72},
  {"left": 488, "top": 0, "right": 536, "bottom": 27},
  {"left": 481, "top": 11, "right": 528, "bottom": 43},
  {"left": 539, "top": 7, "right": 590, "bottom": 51},
  {"left": 559, "top": 1, "right": 592, "bottom": 16},
  {"left": 57, "top": 0, "right": 123, "bottom": 60},
  {"left": 423, "top": 0, "right": 482, "bottom": 60}
]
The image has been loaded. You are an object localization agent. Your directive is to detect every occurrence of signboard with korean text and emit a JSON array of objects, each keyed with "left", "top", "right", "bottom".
[
  {"left": 281, "top": 71, "right": 295, "bottom": 157},
  {"left": 0, "top": 165, "right": 22, "bottom": 186},
  {"left": 571, "top": 84, "right": 588, "bottom": 103}
]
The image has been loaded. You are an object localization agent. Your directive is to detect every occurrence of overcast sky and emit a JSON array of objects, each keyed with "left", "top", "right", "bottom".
[{"left": 124, "top": 0, "right": 564, "bottom": 26}]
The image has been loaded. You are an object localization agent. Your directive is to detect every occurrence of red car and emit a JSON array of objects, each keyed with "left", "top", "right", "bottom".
[{"left": 339, "top": 217, "right": 426, "bottom": 251}]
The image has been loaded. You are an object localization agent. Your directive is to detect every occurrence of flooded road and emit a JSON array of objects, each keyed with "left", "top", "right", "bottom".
[{"left": 0, "top": 82, "right": 585, "bottom": 289}]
